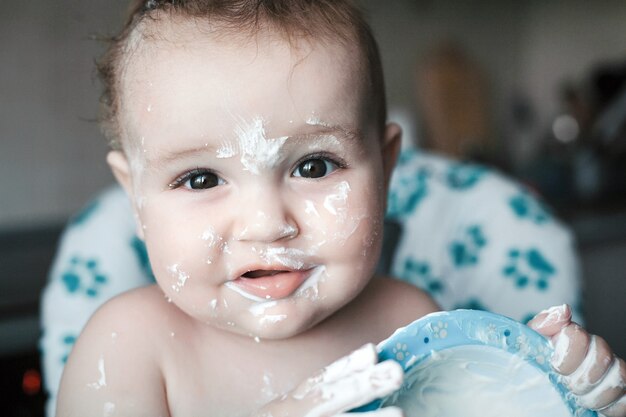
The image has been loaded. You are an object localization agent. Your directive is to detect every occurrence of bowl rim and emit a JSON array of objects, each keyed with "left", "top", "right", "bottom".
[{"left": 354, "top": 309, "right": 597, "bottom": 416}]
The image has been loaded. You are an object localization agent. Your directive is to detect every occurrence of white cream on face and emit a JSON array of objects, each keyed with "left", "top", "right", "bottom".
[
  {"left": 304, "top": 200, "right": 321, "bottom": 218},
  {"left": 255, "top": 247, "right": 307, "bottom": 270},
  {"left": 323, "top": 181, "right": 351, "bottom": 219},
  {"left": 294, "top": 265, "right": 327, "bottom": 301},
  {"left": 167, "top": 263, "right": 190, "bottom": 293},
  {"left": 121, "top": 25, "right": 385, "bottom": 339},
  {"left": 260, "top": 371, "right": 279, "bottom": 404},
  {"left": 103, "top": 402, "right": 115, "bottom": 417},
  {"left": 305, "top": 112, "right": 332, "bottom": 128},
  {"left": 259, "top": 313, "right": 288, "bottom": 326},
  {"left": 200, "top": 226, "right": 222, "bottom": 248},
  {"left": 217, "top": 115, "right": 288, "bottom": 174},
  {"left": 224, "top": 281, "right": 267, "bottom": 302},
  {"left": 321, "top": 180, "right": 367, "bottom": 245}
]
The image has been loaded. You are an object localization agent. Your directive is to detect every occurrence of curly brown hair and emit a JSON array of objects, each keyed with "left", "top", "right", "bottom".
[{"left": 97, "top": 0, "right": 387, "bottom": 150}]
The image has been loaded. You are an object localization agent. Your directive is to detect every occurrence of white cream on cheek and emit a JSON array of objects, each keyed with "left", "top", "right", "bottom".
[
  {"left": 304, "top": 200, "right": 321, "bottom": 218},
  {"left": 322, "top": 181, "right": 369, "bottom": 247},
  {"left": 323, "top": 181, "right": 350, "bottom": 219},
  {"left": 167, "top": 263, "right": 189, "bottom": 293},
  {"left": 103, "top": 402, "right": 115, "bottom": 417}
]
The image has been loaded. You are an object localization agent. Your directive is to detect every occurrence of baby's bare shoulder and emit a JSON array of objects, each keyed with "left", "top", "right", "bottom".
[
  {"left": 340, "top": 277, "right": 440, "bottom": 342},
  {"left": 370, "top": 276, "right": 439, "bottom": 315},
  {"left": 56, "top": 285, "right": 174, "bottom": 416}
]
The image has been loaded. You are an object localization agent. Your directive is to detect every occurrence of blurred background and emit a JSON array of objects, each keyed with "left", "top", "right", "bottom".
[{"left": 1, "top": 0, "right": 625, "bottom": 415}]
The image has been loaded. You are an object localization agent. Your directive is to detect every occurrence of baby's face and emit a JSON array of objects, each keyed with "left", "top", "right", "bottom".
[{"left": 109, "top": 20, "right": 399, "bottom": 339}]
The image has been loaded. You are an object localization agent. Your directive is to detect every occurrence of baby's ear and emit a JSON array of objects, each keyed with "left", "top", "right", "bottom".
[
  {"left": 107, "top": 151, "right": 145, "bottom": 239},
  {"left": 107, "top": 151, "right": 133, "bottom": 197},
  {"left": 381, "top": 122, "right": 402, "bottom": 191}
]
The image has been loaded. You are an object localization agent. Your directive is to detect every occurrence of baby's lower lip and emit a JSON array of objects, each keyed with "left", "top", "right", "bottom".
[{"left": 231, "top": 269, "right": 312, "bottom": 300}]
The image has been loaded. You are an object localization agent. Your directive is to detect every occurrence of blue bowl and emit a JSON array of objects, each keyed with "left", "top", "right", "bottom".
[{"left": 354, "top": 310, "right": 596, "bottom": 416}]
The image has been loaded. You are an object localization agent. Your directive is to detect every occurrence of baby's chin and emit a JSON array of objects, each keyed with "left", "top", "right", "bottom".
[{"left": 206, "top": 301, "right": 337, "bottom": 341}]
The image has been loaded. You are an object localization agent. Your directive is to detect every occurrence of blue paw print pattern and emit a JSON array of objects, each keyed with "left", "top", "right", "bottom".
[
  {"left": 387, "top": 168, "right": 430, "bottom": 218},
  {"left": 509, "top": 190, "right": 552, "bottom": 224},
  {"left": 396, "top": 148, "right": 418, "bottom": 166},
  {"left": 130, "top": 236, "right": 156, "bottom": 283},
  {"left": 68, "top": 198, "right": 101, "bottom": 226},
  {"left": 60, "top": 334, "right": 77, "bottom": 364},
  {"left": 502, "top": 248, "right": 556, "bottom": 291},
  {"left": 61, "top": 256, "right": 108, "bottom": 297},
  {"left": 445, "top": 163, "right": 487, "bottom": 190},
  {"left": 449, "top": 225, "right": 487, "bottom": 267},
  {"left": 400, "top": 258, "right": 444, "bottom": 294},
  {"left": 354, "top": 310, "right": 597, "bottom": 416}
]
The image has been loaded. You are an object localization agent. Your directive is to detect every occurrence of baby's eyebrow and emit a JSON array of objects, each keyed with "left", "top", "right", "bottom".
[
  {"left": 149, "top": 144, "right": 218, "bottom": 165},
  {"left": 147, "top": 126, "right": 360, "bottom": 165},
  {"left": 288, "top": 125, "right": 360, "bottom": 142}
]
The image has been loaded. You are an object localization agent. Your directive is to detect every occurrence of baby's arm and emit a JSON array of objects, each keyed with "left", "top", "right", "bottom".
[
  {"left": 529, "top": 305, "right": 626, "bottom": 417},
  {"left": 56, "top": 291, "right": 170, "bottom": 417},
  {"left": 253, "top": 343, "right": 404, "bottom": 417}
]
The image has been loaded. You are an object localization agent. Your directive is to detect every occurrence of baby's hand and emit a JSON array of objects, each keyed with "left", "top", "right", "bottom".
[
  {"left": 528, "top": 305, "right": 626, "bottom": 417},
  {"left": 252, "top": 343, "right": 404, "bottom": 417}
]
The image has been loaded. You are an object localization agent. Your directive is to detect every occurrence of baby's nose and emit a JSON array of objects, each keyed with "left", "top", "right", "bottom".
[{"left": 232, "top": 195, "right": 298, "bottom": 243}]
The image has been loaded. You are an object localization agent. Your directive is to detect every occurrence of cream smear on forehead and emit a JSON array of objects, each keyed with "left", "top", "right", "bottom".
[
  {"left": 306, "top": 112, "right": 332, "bottom": 128},
  {"left": 216, "top": 116, "right": 288, "bottom": 174}
]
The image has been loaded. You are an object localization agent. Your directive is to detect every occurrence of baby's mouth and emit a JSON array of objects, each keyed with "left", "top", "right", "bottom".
[
  {"left": 241, "top": 270, "right": 286, "bottom": 278},
  {"left": 229, "top": 268, "right": 312, "bottom": 300}
]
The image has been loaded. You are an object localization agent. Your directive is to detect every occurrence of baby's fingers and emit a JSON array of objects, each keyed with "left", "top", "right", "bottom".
[
  {"left": 528, "top": 304, "right": 572, "bottom": 337},
  {"left": 576, "top": 357, "right": 626, "bottom": 411},
  {"left": 600, "top": 395, "right": 626, "bottom": 417},
  {"left": 551, "top": 323, "right": 591, "bottom": 375},
  {"left": 564, "top": 336, "right": 614, "bottom": 394}
]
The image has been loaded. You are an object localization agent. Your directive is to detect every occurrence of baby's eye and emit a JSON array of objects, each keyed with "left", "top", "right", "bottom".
[
  {"left": 292, "top": 157, "right": 339, "bottom": 179},
  {"left": 171, "top": 169, "right": 225, "bottom": 190}
]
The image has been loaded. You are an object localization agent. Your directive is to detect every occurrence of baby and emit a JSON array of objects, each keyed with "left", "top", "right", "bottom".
[{"left": 57, "top": 1, "right": 625, "bottom": 416}]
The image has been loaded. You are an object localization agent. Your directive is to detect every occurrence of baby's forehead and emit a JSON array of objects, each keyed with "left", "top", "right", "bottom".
[
  {"left": 130, "top": 14, "right": 361, "bottom": 67},
  {"left": 119, "top": 17, "right": 371, "bottom": 146}
]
